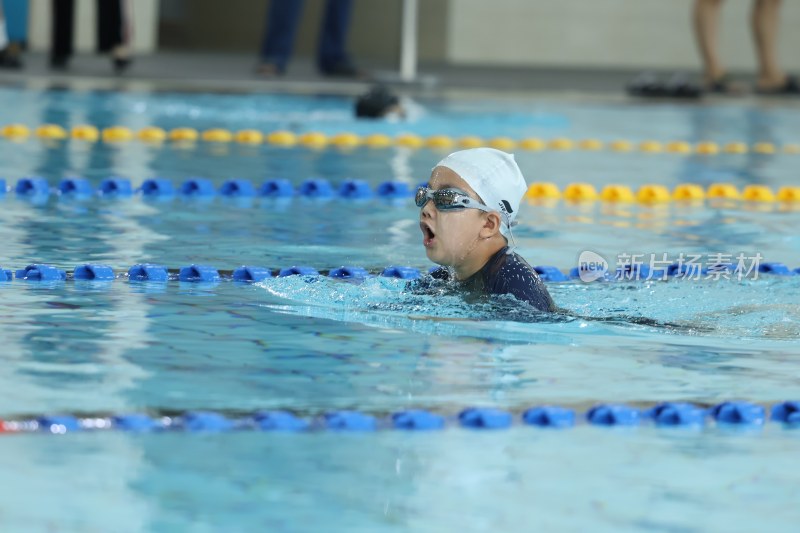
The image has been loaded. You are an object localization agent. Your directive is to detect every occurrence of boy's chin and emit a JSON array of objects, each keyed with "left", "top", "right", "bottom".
[{"left": 425, "top": 248, "right": 448, "bottom": 266}]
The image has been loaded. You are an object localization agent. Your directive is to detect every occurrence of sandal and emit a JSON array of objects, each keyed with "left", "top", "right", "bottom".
[
  {"left": 704, "top": 76, "right": 746, "bottom": 96},
  {"left": 756, "top": 75, "right": 800, "bottom": 96}
]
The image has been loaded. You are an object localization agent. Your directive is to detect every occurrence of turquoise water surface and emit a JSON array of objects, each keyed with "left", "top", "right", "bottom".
[{"left": 0, "top": 87, "right": 799, "bottom": 532}]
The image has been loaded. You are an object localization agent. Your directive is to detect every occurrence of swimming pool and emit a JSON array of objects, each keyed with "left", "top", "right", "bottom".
[{"left": 1, "top": 87, "right": 799, "bottom": 532}]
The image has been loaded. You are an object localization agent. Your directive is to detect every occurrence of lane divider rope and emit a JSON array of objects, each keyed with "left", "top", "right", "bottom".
[
  {"left": 3, "top": 177, "right": 800, "bottom": 205},
  {"left": 2, "top": 124, "right": 800, "bottom": 155},
  {"left": 1, "top": 401, "right": 798, "bottom": 434},
  {"left": 2, "top": 261, "right": 798, "bottom": 284}
]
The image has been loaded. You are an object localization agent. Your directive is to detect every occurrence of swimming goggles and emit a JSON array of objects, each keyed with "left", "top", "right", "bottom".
[{"left": 415, "top": 186, "right": 494, "bottom": 213}]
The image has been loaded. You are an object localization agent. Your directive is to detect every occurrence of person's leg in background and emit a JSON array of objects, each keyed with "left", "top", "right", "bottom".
[
  {"left": 97, "top": 0, "right": 132, "bottom": 73},
  {"left": 751, "top": 0, "right": 796, "bottom": 92},
  {"left": 317, "top": 0, "right": 360, "bottom": 77},
  {"left": 258, "top": 0, "right": 305, "bottom": 76},
  {"left": 51, "top": 0, "right": 75, "bottom": 69},
  {"left": 693, "top": 0, "right": 727, "bottom": 88},
  {"left": 0, "top": 0, "right": 27, "bottom": 68}
]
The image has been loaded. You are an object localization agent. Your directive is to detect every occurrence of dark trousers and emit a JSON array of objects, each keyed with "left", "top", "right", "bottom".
[
  {"left": 260, "top": 0, "right": 352, "bottom": 73},
  {"left": 51, "top": 0, "right": 125, "bottom": 61}
]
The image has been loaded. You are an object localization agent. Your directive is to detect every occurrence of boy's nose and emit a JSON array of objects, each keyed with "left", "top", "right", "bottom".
[{"left": 420, "top": 201, "right": 435, "bottom": 218}]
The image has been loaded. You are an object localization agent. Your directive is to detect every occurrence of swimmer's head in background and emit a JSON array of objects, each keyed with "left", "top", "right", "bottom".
[
  {"left": 355, "top": 85, "right": 401, "bottom": 119},
  {"left": 434, "top": 147, "right": 528, "bottom": 244}
]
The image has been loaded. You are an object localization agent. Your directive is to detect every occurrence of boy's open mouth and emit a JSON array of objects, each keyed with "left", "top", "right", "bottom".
[{"left": 420, "top": 222, "right": 435, "bottom": 247}]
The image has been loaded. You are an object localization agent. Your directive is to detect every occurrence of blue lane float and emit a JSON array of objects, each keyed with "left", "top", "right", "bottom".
[
  {"left": 586, "top": 404, "right": 641, "bottom": 426},
  {"left": 258, "top": 179, "right": 295, "bottom": 197},
  {"left": 758, "top": 262, "right": 794, "bottom": 276},
  {"left": 381, "top": 266, "right": 420, "bottom": 279},
  {"left": 140, "top": 178, "right": 175, "bottom": 197},
  {"left": 709, "top": 401, "right": 765, "bottom": 425},
  {"left": 0, "top": 268, "right": 12, "bottom": 282},
  {"left": 15, "top": 177, "right": 50, "bottom": 196},
  {"left": 179, "top": 178, "right": 216, "bottom": 196},
  {"left": 376, "top": 181, "right": 411, "bottom": 198},
  {"left": 459, "top": 408, "right": 513, "bottom": 429},
  {"left": 329, "top": 266, "right": 369, "bottom": 279},
  {"left": 128, "top": 264, "right": 169, "bottom": 282},
  {"left": 98, "top": 177, "right": 133, "bottom": 197},
  {"left": 278, "top": 266, "right": 319, "bottom": 277},
  {"left": 15, "top": 264, "right": 66, "bottom": 281},
  {"left": 113, "top": 414, "right": 160, "bottom": 432},
  {"left": 0, "top": 178, "right": 5, "bottom": 195},
  {"left": 73, "top": 264, "right": 115, "bottom": 281},
  {"left": 324, "top": 411, "right": 377, "bottom": 431},
  {"left": 338, "top": 179, "right": 373, "bottom": 199},
  {"left": 181, "top": 411, "right": 236, "bottom": 432},
  {"left": 643, "top": 402, "right": 705, "bottom": 427},
  {"left": 522, "top": 406, "right": 575, "bottom": 428},
  {"left": 533, "top": 265, "right": 569, "bottom": 282},
  {"left": 220, "top": 179, "right": 256, "bottom": 197},
  {"left": 771, "top": 401, "right": 800, "bottom": 424},
  {"left": 178, "top": 264, "right": 220, "bottom": 282},
  {"left": 253, "top": 411, "right": 309, "bottom": 431},
  {"left": 233, "top": 266, "right": 273, "bottom": 282},
  {"left": 299, "top": 178, "right": 334, "bottom": 198},
  {"left": 392, "top": 410, "right": 446, "bottom": 430},
  {"left": 38, "top": 415, "right": 81, "bottom": 433},
  {"left": 58, "top": 177, "right": 93, "bottom": 197}
]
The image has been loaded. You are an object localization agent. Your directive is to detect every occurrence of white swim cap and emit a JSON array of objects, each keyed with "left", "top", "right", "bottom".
[{"left": 434, "top": 147, "right": 527, "bottom": 237}]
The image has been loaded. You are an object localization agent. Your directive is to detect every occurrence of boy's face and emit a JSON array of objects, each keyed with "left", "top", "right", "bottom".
[{"left": 419, "top": 166, "right": 487, "bottom": 267}]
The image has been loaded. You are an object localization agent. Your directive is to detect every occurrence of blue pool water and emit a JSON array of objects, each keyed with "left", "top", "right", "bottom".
[{"left": 1, "top": 87, "right": 799, "bottom": 532}]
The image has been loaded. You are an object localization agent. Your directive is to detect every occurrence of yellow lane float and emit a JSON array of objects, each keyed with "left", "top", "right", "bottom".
[
  {"left": 71, "top": 125, "right": 99, "bottom": 141},
  {"left": 638, "top": 140, "right": 663, "bottom": 153},
  {"left": 723, "top": 142, "right": 748, "bottom": 154},
  {"left": 266, "top": 130, "right": 297, "bottom": 146},
  {"left": 665, "top": 141, "right": 692, "bottom": 154},
  {"left": 525, "top": 182, "right": 561, "bottom": 200},
  {"left": 458, "top": 136, "right": 484, "bottom": 149},
  {"left": 138, "top": 127, "right": 167, "bottom": 142},
  {"left": 363, "top": 133, "right": 392, "bottom": 148},
  {"left": 707, "top": 183, "right": 740, "bottom": 199},
  {"left": 299, "top": 132, "right": 328, "bottom": 148},
  {"left": 547, "top": 138, "right": 574, "bottom": 151},
  {"left": 102, "top": 126, "right": 134, "bottom": 142},
  {"left": 234, "top": 129, "right": 264, "bottom": 144},
  {"left": 487, "top": 137, "right": 516, "bottom": 151},
  {"left": 330, "top": 132, "right": 361, "bottom": 148},
  {"left": 578, "top": 139, "right": 604, "bottom": 151},
  {"left": 201, "top": 129, "right": 233, "bottom": 142},
  {"left": 518, "top": 138, "right": 546, "bottom": 151},
  {"left": 777, "top": 186, "right": 800, "bottom": 202},
  {"left": 600, "top": 185, "right": 635, "bottom": 203},
  {"left": 169, "top": 128, "right": 199, "bottom": 142},
  {"left": 609, "top": 140, "right": 633, "bottom": 152},
  {"left": 563, "top": 183, "right": 598, "bottom": 202},
  {"left": 1, "top": 123, "right": 30, "bottom": 138},
  {"left": 636, "top": 185, "right": 671, "bottom": 204},
  {"left": 672, "top": 184, "right": 705, "bottom": 202},
  {"left": 35, "top": 124, "right": 67, "bottom": 139},
  {"left": 752, "top": 142, "right": 776, "bottom": 154},
  {"left": 425, "top": 135, "right": 455, "bottom": 149},
  {"left": 396, "top": 134, "right": 424, "bottom": 149},
  {"left": 694, "top": 141, "right": 719, "bottom": 155},
  {"left": 741, "top": 185, "right": 775, "bottom": 202}
]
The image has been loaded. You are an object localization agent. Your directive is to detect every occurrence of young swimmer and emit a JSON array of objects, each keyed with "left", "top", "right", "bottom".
[{"left": 415, "top": 147, "right": 556, "bottom": 312}]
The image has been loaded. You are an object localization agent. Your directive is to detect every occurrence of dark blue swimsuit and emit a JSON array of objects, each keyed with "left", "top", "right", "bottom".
[{"left": 424, "top": 246, "right": 556, "bottom": 312}]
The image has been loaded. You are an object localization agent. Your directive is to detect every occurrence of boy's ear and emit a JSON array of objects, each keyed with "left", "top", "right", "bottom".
[{"left": 479, "top": 212, "right": 502, "bottom": 238}]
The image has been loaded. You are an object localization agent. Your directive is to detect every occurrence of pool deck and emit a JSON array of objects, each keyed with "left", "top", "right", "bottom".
[{"left": 1, "top": 51, "right": 799, "bottom": 107}]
